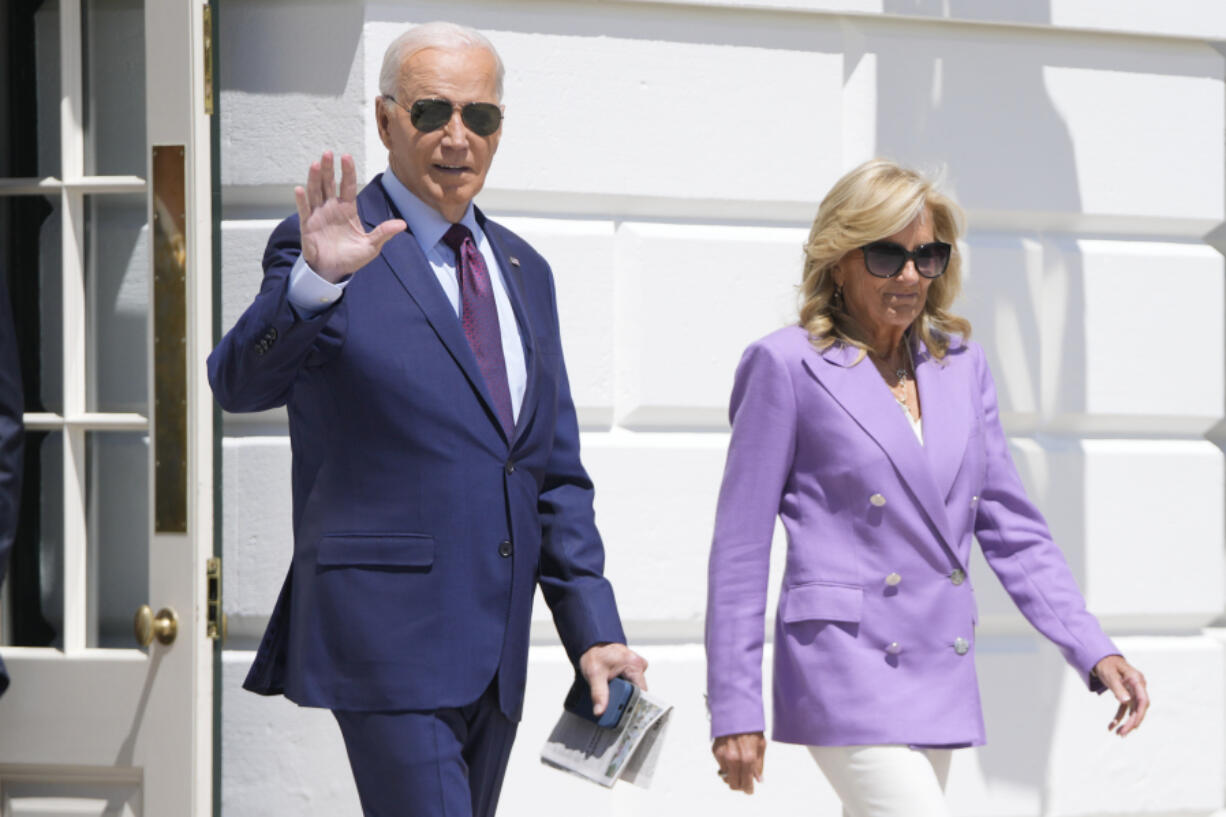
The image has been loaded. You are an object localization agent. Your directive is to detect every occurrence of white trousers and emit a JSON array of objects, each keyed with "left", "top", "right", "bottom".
[{"left": 808, "top": 745, "right": 954, "bottom": 817}]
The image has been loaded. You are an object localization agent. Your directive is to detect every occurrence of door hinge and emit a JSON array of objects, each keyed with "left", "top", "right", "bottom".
[
  {"left": 206, "top": 556, "right": 226, "bottom": 641},
  {"left": 203, "top": 4, "right": 214, "bottom": 116}
]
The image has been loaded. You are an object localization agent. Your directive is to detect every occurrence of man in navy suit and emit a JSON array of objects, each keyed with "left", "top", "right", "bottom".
[
  {"left": 0, "top": 275, "right": 22, "bottom": 699},
  {"left": 209, "top": 21, "right": 647, "bottom": 817}
]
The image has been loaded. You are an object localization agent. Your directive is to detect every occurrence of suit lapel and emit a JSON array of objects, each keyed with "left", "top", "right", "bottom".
[
  {"left": 477, "top": 211, "right": 539, "bottom": 449},
  {"left": 913, "top": 339, "right": 971, "bottom": 504},
  {"left": 802, "top": 341, "right": 957, "bottom": 554},
  {"left": 358, "top": 179, "right": 510, "bottom": 444}
]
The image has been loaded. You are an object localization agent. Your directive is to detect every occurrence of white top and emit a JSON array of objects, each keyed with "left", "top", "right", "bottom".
[{"left": 898, "top": 400, "right": 923, "bottom": 445}]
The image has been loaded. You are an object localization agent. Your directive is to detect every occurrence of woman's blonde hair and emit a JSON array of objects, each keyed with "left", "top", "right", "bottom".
[{"left": 799, "top": 159, "right": 971, "bottom": 359}]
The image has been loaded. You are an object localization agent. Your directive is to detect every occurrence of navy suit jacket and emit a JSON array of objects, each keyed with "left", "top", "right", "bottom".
[
  {"left": 0, "top": 278, "right": 22, "bottom": 697},
  {"left": 208, "top": 176, "right": 626, "bottom": 719}
]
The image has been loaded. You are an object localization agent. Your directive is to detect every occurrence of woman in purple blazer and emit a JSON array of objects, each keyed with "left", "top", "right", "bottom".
[{"left": 705, "top": 160, "right": 1149, "bottom": 815}]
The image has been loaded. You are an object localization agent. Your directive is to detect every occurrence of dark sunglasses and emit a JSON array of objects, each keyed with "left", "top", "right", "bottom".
[
  {"left": 860, "top": 240, "right": 952, "bottom": 279},
  {"left": 387, "top": 96, "right": 503, "bottom": 136}
]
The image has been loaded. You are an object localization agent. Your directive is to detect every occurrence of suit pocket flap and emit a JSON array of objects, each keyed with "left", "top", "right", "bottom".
[
  {"left": 316, "top": 534, "right": 435, "bottom": 567},
  {"left": 781, "top": 581, "right": 862, "bottom": 624}
]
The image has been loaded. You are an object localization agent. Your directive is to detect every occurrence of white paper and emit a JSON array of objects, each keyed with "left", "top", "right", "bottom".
[{"left": 540, "top": 686, "right": 673, "bottom": 788}]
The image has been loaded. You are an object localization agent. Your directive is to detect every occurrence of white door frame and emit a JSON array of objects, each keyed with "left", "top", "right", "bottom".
[{"left": 0, "top": 0, "right": 214, "bottom": 814}]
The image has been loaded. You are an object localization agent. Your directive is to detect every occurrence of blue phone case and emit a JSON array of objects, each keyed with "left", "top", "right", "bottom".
[{"left": 563, "top": 676, "right": 635, "bottom": 729}]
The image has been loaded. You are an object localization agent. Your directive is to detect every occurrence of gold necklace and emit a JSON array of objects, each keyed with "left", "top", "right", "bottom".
[{"left": 879, "top": 341, "right": 914, "bottom": 409}]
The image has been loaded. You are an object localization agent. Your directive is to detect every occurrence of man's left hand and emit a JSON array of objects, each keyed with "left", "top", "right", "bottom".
[{"left": 578, "top": 643, "right": 649, "bottom": 717}]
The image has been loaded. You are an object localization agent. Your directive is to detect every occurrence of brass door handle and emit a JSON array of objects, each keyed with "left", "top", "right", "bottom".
[{"left": 133, "top": 605, "right": 179, "bottom": 646}]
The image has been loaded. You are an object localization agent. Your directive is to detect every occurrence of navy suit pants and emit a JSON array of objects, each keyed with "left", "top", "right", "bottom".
[{"left": 333, "top": 681, "right": 518, "bottom": 817}]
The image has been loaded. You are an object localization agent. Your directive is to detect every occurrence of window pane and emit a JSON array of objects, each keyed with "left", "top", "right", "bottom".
[
  {"left": 86, "top": 430, "right": 148, "bottom": 649},
  {"left": 85, "top": 193, "right": 147, "bottom": 413},
  {"left": 0, "top": 195, "right": 62, "bottom": 415},
  {"left": 4, "top": 430, "right": 64, "bottom": 649},
  {"left": 34, "top": 0, "right": 62, "bottom": 180},
  {"left": 83, "top": 0, "right": 145, "bottom": 177}
]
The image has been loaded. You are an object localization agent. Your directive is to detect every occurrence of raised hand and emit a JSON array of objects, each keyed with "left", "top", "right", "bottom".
[{"left": 294, "top": 151, "right": 406, "bottom": 283}]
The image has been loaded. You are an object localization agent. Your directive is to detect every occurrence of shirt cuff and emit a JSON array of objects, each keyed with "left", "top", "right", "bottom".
[{"left": 287, "top": 254, "right": 349, "bottom": 315}]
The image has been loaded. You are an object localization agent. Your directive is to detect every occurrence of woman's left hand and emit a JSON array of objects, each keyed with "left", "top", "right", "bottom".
[{"left": 1093, "top": 655, "right": 1149, "bottom": 736}]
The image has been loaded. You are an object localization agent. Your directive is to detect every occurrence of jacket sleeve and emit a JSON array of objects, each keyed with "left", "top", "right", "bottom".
[
  {"left": 207, "top": 215, "right": 346, "bottom": 413},
  {"left": 535, "top": 270, "right": 627, "bottom": 664},
  {"left": 705, "top": 340, "right": 797, "bottom": 739},
  {"left": 0, "top": 277, "right": 24, "bottom": 696},
  {"left": 971, "top": 342, "right": 1118, "bottom": 691}
]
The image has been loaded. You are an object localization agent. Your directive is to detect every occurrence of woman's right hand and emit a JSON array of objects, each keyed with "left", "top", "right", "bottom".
[{"left": 712, "top": 731, "right": 766, "bottom": 794}]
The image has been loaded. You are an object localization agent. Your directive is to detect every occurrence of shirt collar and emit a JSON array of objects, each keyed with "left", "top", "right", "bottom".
[{"left": 379, "top": 167, "right": 481, "bottom": 258}]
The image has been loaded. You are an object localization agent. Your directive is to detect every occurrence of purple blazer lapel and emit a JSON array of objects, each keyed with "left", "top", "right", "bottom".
[
  {"left": 913, "top": 338, "right": 972, "bottom": 505},
  {"left": 358, "top": 179, "right": 511, "bottom": 444},
  {"left": 802, "top": 341, "right": 957, "bottom": 554}
]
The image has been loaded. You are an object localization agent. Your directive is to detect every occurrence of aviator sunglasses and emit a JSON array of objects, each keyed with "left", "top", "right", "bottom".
[
  {"left": 859, "top": 240, "right": 952, "bottom": 279},
  {"left": 387, "top": 96, "right": 503, "bottom": 136}
]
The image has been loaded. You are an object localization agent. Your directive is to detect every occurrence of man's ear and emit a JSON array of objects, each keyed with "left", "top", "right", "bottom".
[{"left": 374, "top": 97, "right": 394, "bottom": 150}]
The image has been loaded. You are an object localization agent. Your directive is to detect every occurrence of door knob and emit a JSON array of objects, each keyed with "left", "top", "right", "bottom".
[{"left": 133, "top": 605, "right": 179, "bottom": 646}]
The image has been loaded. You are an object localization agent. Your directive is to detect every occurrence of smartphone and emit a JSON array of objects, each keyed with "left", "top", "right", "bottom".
[{"left": 563, "top": 675, "right": 635, "bottom": 729}]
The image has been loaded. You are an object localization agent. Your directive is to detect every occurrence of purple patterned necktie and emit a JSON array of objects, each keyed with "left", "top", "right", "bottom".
[{"left": 441, "top": 224, "right": 515, "bottom": 438}]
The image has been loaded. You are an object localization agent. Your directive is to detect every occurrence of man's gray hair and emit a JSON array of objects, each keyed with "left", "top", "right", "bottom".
[{"left": 378, "top": 22, "right": 505, "bottom": 103}]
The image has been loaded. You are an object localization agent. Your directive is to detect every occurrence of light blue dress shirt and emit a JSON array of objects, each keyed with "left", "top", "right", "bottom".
[{"left": 287, "top": 170, "right": 528, "bottom": 422}]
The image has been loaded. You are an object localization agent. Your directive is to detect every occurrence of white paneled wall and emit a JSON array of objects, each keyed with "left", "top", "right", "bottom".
[{"left": 217, "top": 2, "right": 1226, "bottom": 815}]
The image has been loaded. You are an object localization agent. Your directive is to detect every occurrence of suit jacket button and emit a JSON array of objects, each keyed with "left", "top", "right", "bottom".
[
  {"left": 953, "top": 637, "right": 970, "bottom": 655},
  {"left": 869, "top": 493, "right": 887, "bottom": 507},
  {"left": 504, "top": 460, "right": 515, "bottom": 475},
  {"left": 885, "top": 641, "right": 902, "bottom": 655},
  {"left": 950, "top": 569, "right": 966, "bottom": 586},
  {"left": 498, "top": 539, "right": 513, "bottom": 557},
  {"left": 268, "top": 326, "right": 278, "bottom": 340},
  {"left": 885, "top": 572, "right": 902, "bottom": 587}
]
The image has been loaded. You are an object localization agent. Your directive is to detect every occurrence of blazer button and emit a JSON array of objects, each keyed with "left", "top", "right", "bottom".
[
  {"left": 950, "top": 569, "right": 966, "bottom": 586},
  {"left": 953, "top": 637, "right": 970, "bottom": 655},
  {"left": 504, "top": 460, "right": 516, "bottom": 475},
  {"left": 885, "top": 572, "right": 902, "bottom": 587},
  {"left": 498, "top": 539, "right": 513, "bottom": 558},
  {"left": 885, "top": 641, "right": 902, "bottom": 655},
  {"left": 869, "top": 493, "right": 887, "bottom": 507}
]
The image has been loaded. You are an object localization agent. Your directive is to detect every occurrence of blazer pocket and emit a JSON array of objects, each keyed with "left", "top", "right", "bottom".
[
  {"left": 780, "top": 581, "right": 863, "bottom": 624},
  {"left": 316, "top": 533, "right": 435, "bottom": 568}
]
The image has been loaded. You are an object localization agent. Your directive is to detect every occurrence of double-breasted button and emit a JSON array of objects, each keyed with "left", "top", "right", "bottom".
[
  {"left": 869, "top": 493, "right": 887, "bottom": 507},
  {"left": 498, "top": 539, "right": 513, "bottom": 557},
  {"left": 950, "top": 569, "right": 966, "bottom": 586},
  {"left": 885, "top": 641, "right": 902, "bottom": 655},
  {"left": 953, "top": 637, "right": 969, "bottom": 655},
  {"left": 885, "top": 572, "right": 902, "bottom": 587},
  {"left": 504, "top": 460, "right": 516, "bottom": 475}
]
